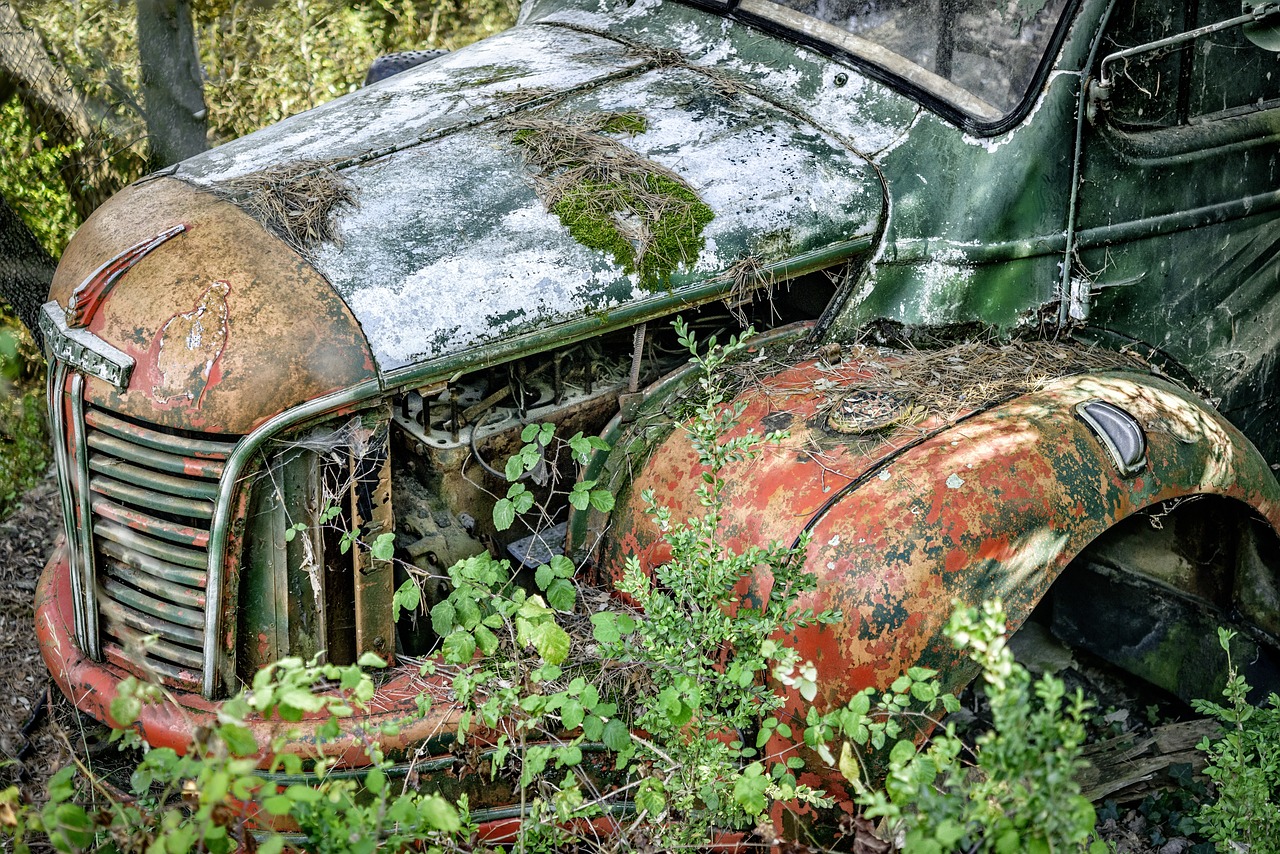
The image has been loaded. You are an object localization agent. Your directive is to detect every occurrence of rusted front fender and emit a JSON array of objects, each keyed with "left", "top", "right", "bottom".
[
  {"left": 601, "top": 362, "right": 1280, "bottom": 706},
  {"left": 36, "top": 541, "right": 464, "bottom": 768}
]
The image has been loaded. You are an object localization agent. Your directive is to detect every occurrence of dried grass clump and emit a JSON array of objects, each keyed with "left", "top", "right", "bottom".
[
  {"left": 834, "top": 339, "right": 1148, "bottom": 424},
  {"left": 489, "top": 85, "right": 560, "bottom": 109},
  {"left": 504, "top": 110, "right": 713, "bottom": 291},
  {"left": 715, "top": 254, "right": 777, "bottom": 326},
  {"left": 212, "top": 159, "right": 357, "bottom": 253}
]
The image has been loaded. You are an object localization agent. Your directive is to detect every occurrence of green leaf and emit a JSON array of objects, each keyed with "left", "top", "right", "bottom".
[
  {"left": 732, "top": 763, "right": 768, "bottom": 816},
  {"left": 430, "top": 600, "right": 456, "bottom": 636},
  {"left": 366, "top": 767, "right": 386, "bottom": 794},
  {"left": 602, "top": 718, "right": 630, "bottom": 752},
  {"left": 454, "top": 595, "right": 481, "bottom": 630},
  {"left": 358, "top": 651, "right": 387, "bottom": 669},
  {"left": 504, "top": 454, "right": 524, "bottom": 482},
  {"left": 110, "top": 693, "right": 141, "bottom": 726},
  {"left": 279, "top": 688, "right": 327, "bottom": 714},
  {"left": 935, "top": 820, "right": 965, "bottom": 847},
  {"left": 419, "top": 795, "right": 462, "bottom": 832},
  {"left": 525, "top": 620, "right": 570, "bottom": 665},
  {"left": 493, "top": 498, "right": 515, "bottom": 531},
  {"left": 837, "top": 742, "right": 860, "bottom": 784},
  {"left": 219, "top": 723, "right": 257, "bottom": 757},
  {"left": 257, "top": 836, "right": 285, "bottom": 854},
  {"left": 371, "top": 531, "right": 396, "bottom": 561},
  {"left": 549, "top": 554, "right": 574, "bottom": 578},
  {"left": 546, "top": 578, "right": 576, "bottom": 611},
  {"left": 512, "top": 488, "right": 535, "bottom": 514},
  {"left": 561, "top": 699, "right": 584, "bottom": 731},
  {"left": 995, "top": 830, "right": 1023, "bottom": 854},
  {"left": 568, "top": 487, "right": 590, "bottom": 511},
  {"left": 442, "top": 631, "right": 477, "bottom": 664},
  {"left": 535, "top": 563, "right": 554, "bottom": 590},
  {"left": 591, "top": 612, "right": 621, "bottom": 644},
  {"left": 53, "top": 803, "right": 93, "bottom": 849},
  {"left": 589, "top": 489, "right": 615, "bottom": 513},
  {"left": 473, "top": 624, "right": 499, "bottom": 656},
  {"left": 392, "top": 578, "right": 421, "bottom": 622},
  {"left": 559, "top": 745, "right": 583, "bottom": 767},
  {"left": 636, "top": 778, "right": 666, "bottom": 817}
]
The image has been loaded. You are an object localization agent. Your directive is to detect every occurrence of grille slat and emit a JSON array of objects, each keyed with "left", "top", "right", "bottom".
[
  {"left": 91, "top": 498, "right": 210, "bottom": 548},
  {"left": 103, "top": 645, "right": 201, "bottom": 683},
  {"left": 102, "top": 621, "right": 204, "bottom": 669},
  {"left": 101, "top": 558, "right": 205, "bottom": 608},
  {"left": 101, "top": 578, "right": 205, "bottom": 630},
  {"left": 95, "top": 519, "right": 207, "bottom": 569},
  {"left": 90, "top": 475, "right": 214, "bottom": 520},
  {"left": 98, "top": 538, "right": 207, "bottom": 588},
  {"left": 85, "top": 408, "right": 237, "bottom": 459},
  {"left": 88, "top": 432, "right": 226, "bottom": 479},
  {"left": 79, "top": 405, "right": 237, "bottom": 693},
  {"left": 89, "top": 455, "right": 220, "bottom": 501}
]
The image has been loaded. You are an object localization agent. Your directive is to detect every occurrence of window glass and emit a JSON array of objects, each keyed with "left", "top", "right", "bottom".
[{"left": 747, "top": 0, "right": 1070, "bottom": 115}]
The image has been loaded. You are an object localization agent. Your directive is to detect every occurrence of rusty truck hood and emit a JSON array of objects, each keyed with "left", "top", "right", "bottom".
[
  {"left": 50, "top": 10, "right": 911, "bottom": 430},
  {"left": 168, "top": 17, "right": 895, "bottom": 375}
]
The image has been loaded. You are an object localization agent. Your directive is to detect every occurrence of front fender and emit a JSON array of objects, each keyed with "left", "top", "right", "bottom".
[{"left": 599, "top": 359, "right": 1280, "bottom": 706}]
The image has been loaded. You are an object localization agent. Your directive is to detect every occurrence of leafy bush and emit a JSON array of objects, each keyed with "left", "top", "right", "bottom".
[
  {"left": 0, "top": 655, "right": 465, "bottom": 854},
  {"left": 1192, "top": 627, "right": 1280, "bottom": 850},
  {"left": 593, "top": 318, "right": 837, "bottom": 844},
  {"left": 810, "top": 599, "right": 1105, "bottom": 854}
]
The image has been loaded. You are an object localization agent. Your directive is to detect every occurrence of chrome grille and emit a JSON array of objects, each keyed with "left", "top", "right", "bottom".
[{"left": 82, "top": 406, "right": 238, "bottom": 690}]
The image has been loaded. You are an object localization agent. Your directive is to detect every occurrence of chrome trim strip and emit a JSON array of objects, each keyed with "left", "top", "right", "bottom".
[
  {"left": 201, "top": 378, "right": 383, "bottom": 697},
  {"left": 49, "top": 361, "right": 88, "bottom": 650},
  {"left": 39, "top": 301, "right": 135, "bottom": 390},
  {"left": 70, "top": 373, "right": 101, "bottom": 658}
]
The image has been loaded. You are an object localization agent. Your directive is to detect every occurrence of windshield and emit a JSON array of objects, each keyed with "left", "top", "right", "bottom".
[{"left": 737, "top": 0, "right": 1070, "bottom": 119}]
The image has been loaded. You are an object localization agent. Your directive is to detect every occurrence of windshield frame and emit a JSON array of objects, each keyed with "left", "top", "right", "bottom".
[{"left": 690, "top": 0, "right": 1085, "bottom": 135}]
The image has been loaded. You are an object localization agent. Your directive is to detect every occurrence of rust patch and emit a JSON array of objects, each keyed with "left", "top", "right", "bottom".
[
  {"left": 151, "top": 280, "right": 231, "bottom": 406},
  {"left": 600, "top": 349, "right": 1280, "bottom": 788}
]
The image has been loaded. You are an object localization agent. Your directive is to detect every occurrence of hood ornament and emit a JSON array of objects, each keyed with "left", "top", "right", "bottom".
[
  {"left": 65, "top": 224, "right": 187, "bottom": 329},
  {"left": 42, "top": 224, "right": 189, "bottom": 391}
]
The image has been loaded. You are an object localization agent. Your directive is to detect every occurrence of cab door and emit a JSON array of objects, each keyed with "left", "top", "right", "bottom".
[{"left": 1074, "top": 0, "right": 1280, "bottom": 461}]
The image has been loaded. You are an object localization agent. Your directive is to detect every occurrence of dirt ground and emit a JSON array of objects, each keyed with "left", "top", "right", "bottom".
[{"left": 0, "top": 469, "right": 74, "bottom": 800}]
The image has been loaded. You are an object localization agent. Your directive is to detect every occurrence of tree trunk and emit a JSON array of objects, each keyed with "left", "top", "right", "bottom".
[
  {"left": 0, "top": 194, "right": 55, "bottom": 348},
  {"left": 136, "top": 0, "right": 208, "bottom": 169},
  {"left": 0, "top": 3, "right": 125, "bottom": 219}
]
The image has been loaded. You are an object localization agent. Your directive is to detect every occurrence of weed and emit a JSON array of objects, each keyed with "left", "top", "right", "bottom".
[
  {"left": 1192, "top": 627, "right": 1280, "bottom": 850},
  {"left": 811, "top": 599, "right": 1106, "bottom": 854}
]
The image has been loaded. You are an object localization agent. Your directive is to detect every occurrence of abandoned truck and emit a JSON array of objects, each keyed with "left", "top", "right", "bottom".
[{"left": 29, "top": 0, "right": 1280, "bottom": 823}]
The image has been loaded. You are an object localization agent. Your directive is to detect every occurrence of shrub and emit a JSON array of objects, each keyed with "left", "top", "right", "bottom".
[{"left": 1192, "top": 627, "right": 1280, "bottom": 851}]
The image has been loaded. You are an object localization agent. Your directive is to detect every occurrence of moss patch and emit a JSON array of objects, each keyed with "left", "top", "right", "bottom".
[{"left": 504, "top": 110, "right": 714, "bottom": 291}]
